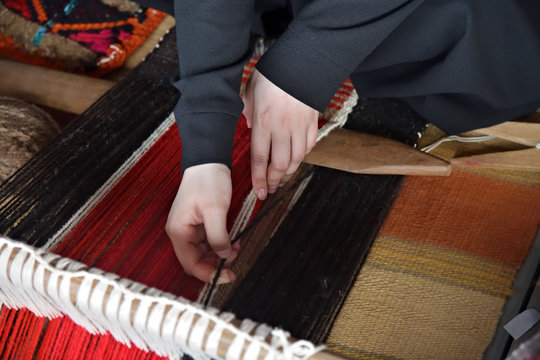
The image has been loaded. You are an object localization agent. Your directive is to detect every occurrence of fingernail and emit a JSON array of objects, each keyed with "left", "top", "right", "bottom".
[
  {"left": 278, "top": 183, "right": 284, "bottom": 187},
  {"left": 268, "top": 186, "right": 277, "bottom": 194},
  {"left": 209, "top": 269, "right": 232, "bottom": 284},
  {"left": 257, "top": 189, "right": 266, "bottom": 200},
  {"left": 216, "top": 249, "right": 231, "bottom": 259}
]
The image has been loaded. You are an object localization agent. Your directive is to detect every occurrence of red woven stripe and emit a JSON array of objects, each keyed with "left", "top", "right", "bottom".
[
  {"left": 0, "top": 78, "right": 355, "bottom": 359},
  {"left": 0, "top": 114, "right": 257, "bottom": 359}
]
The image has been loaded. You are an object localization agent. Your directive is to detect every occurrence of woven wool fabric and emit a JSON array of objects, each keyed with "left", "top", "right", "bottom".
[
  {"left": 0, "top": 68, "right": 355, "bottom": 358},
  {"left": 0, "top": 0, "right": 166, "bottom": 75},
  {"left": 327, "top": 169, "right": 540, "bottom": 360}
]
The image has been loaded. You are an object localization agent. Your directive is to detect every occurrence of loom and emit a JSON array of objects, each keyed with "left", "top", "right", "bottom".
[{"left": 1, "top": 24, "right": 539, "bottom": 360}]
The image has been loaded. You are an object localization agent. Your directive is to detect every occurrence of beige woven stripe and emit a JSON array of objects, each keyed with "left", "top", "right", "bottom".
[
  {"left": 368, "top": 235, "right": 515, "bottom": 296},
  {"left": 327, "top": 263, "right": 506, "bottom": 360}
]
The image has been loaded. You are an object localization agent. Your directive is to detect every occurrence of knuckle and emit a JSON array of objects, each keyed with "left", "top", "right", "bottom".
[
  {"left": 271, "top": 160, "right": 289, "bottom": 172},
  {"left": 292, "top": 153, "right": 304, "bottom": 165},
  {"left": 183, "top": 267, "right": 194, "bottom": 277},
  {"left": 252, "top": 153, "right": 269, "bottom": 164},
  {"left": 165, "top": 221, "right": 179, "bottom": 238}
]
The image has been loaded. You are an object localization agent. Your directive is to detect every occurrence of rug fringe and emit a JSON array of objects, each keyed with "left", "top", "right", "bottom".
[{"left": 0, "top": 236, "right": 324, "bottom": 360}]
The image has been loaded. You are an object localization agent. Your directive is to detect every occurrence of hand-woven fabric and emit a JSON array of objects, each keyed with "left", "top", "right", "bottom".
[
  {"left": 0, "top": 0, "right": 166, "bottom": 75},
  {"left": 0, "top": 37, "right": 357, "bottom": 357},
  {"left": 326, "top": 119, "right": 540, "bottom": 359}
]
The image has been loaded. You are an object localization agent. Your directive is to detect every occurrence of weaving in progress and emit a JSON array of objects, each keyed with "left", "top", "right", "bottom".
[{"left": 1, "top": 2, "right": 540, "bottom": 359}]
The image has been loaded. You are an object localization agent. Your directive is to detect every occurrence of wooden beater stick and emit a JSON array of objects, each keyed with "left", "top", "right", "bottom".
[{"left": 0, "top": 59, "right": 114, "bottom": 114}]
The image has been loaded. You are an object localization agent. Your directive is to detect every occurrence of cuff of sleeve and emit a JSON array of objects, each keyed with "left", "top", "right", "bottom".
[
  {"left": 255, "top": 27, "right": 350, "bottom": 112},
  {"left": 174, "top": 109, "right": 239, "bottom": 173}
]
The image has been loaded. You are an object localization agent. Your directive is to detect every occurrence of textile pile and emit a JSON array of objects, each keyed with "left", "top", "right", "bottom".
[
  {"left": 0, "top": 0, "right": 168, "bottom": 75},
  {"left": 327, "top": 116, "right": 540, "bottom": 359}
]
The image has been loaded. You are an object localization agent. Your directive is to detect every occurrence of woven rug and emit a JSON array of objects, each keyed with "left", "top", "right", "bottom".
[
  {"left": 326, "top": 122, "right": 540, "bottom": 359},
  {"left": 0, "top": 29, "right": 359, "bottom": 357},
  {"left": 0, "top": 0, "right": 169, "bottom": 75}
]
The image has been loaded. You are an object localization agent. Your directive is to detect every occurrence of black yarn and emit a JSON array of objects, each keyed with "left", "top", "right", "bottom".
[
  {"left": 0, "top": 33, "right": 179, "bottom": 247},
  {"left": 224, "top": 98, "right": 427, "bottom": 343}
]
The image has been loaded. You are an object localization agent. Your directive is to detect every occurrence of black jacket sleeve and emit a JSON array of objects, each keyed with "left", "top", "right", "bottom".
[
  {"left": 256, "top": 0, "right": 424, "bottom": 112},
  {"left": 173, "top": 0, "right": 254, "bottom": 172},
  {"left": 173, "top": 0, "right": 424, "bottom": 171}
]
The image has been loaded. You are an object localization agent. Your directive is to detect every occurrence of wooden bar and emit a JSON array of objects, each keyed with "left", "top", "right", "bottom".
[
  {"left": 304, "top": 128, "right": 451, "bottom": 176},
  {"left": 0, "top": 59, "right": 114, "bottom": 114}
]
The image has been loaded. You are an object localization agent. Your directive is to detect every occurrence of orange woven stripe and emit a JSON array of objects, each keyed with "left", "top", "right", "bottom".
[
  {"left": 51, "top": 19, "right": 130, "bottom": 32},
  {"left": 0, "top": 35, "right": 71, "bottom": 71},
  {"left": 380, "top": 170, "right": 540, "bottom": 266},
  {"left": 32, "top": 0, "right": 48, "bottom": 22}
]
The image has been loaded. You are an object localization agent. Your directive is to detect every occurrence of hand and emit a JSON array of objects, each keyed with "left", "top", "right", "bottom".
[
  {"left": 243, "top": 69, "right": 318, "bottom": 200},
  {"left": 166, "top": 163, "right": 238, "bottom": 283}
]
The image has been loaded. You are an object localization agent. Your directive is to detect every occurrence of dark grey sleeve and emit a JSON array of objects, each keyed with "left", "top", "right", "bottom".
[
  {"left": 256, "top": 0, "right": 424, "bottom": 112},
  {"left": 173, "top": 1, "right": 254, "bottom": 172}
]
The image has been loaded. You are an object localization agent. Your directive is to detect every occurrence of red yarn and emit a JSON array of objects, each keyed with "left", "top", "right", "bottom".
[
  {"left": 3, "top": 0, "right": 33, "bottom": 19},
  {"left": 0, "top": 78, "right": 353, "bottom": 358}
]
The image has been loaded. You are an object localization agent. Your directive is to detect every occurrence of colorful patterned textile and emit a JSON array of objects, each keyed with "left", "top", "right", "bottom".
[
  {"left": 0, "top": 0, "right": 166, "bottom": 75},
  {"left": 0, "top": 55, "right": 356, "bottom": 358},
  {"left": 327, "top": 165, "right": 540, "bottom": 359}
]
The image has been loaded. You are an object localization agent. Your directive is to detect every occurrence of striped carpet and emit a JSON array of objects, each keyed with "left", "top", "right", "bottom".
[{"left": 327, "top": 142, "right": 540, "bottom": 359}]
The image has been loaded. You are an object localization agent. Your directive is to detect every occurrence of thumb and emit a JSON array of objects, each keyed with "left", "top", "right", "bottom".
[{"left": 203, "top": 207, "right": 231, "bottom": 259}]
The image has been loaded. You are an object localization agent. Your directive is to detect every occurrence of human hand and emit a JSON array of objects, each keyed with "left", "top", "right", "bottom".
[
  {"left": 242, "top": 69, "right": 318, "bottom": 200},
  {"left": 166, "top": 163, "right": 238, "bottom": 283}
]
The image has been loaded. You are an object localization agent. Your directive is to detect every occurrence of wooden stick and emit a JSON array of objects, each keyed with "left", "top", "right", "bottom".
[
  {"left": 0, "top": 59, "right": 114, "bottom": 114},
  {"left": 5, "top": 245, "right": 349, "bottom": 360},
  {"left": 304, "top": 128, "right": 451, "bottom": 176},
  {"left": 476, "top": 121, "right": 540, "bottom": 147},
  {"left": 451, "top": 148, "right": 540, "bottom": 172}
]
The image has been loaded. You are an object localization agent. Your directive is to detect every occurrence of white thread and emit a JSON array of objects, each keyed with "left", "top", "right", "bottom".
[
  {"left": 271, "top": 329, "right": 326, "bottom": 360},
  {"left": 175, "top": 309, "right": 195, "bottom": 350},
  {"left": 206, "top": 313, "right": 230, "bottom": 358},
  {"left": 421, "top": 135, "right": 495, "bottom": 153},
  {"left": 226, "top": 331, "right": 246, "bottom": 360},
  {"left": 316, "top": 90, "right": 359, "bottom": 142}
]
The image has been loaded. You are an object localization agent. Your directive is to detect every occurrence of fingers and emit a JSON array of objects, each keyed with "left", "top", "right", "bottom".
[
  {"left": 267, "top": 134, "right": 290, "bottom": 194},
  {"left": 242, "top": 76, "right": 254, "bottom": 129},
  {"left": 251, "top": 125, "right": 270, "bottom": 200},
  {"left": 202, "top": 207, "right": 231, "bottom": 258},
  {"left": 168, "top": 223, "right": 214, "bottom": 281},
  {"left": 287, "top": 128, "right": 306, "bottom": 176},
  {"left": 166, "top": 163, "right": 236, "bottom": 283},
  {"left": 307, "top": 121, "right": 318, "bottom": 154}
]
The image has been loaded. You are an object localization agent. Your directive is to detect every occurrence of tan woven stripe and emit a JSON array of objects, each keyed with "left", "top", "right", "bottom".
[
  {"left": 326, "top": 344, "right": 403, "bottom": 360},
  {"left": 368, "top": 236, "right": 515, "bottom": 296},
  {"left": 328, "top": 264, "right": 506, "bottom": 360}
]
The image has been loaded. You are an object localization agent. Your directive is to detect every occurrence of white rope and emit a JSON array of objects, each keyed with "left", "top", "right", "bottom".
[
  {"left": 421, "top": 134, "right": 495, "bottom": 153},
  {"left": 316, "top": 90, "right": 358, "bottom": 142},
  {"left": 0, "top": 236, "right": 325, "bottom": 360}
]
